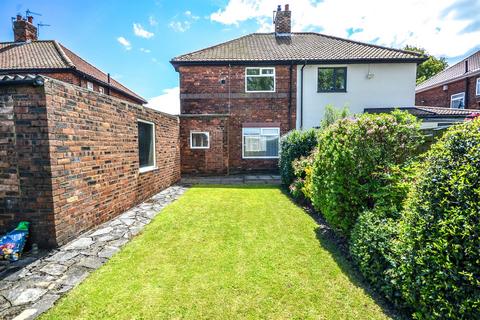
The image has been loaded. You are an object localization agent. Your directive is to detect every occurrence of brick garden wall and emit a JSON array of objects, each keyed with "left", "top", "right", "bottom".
[
  {"left": 0, "top": 85, "right": 56, "bottom": 246},
  {"left": 416, "top": 76, "right": 480, "bottom": 109},
  {"left": 178, "top": 65, "right": 296, "bottom": 173},
  {"left": 0, "top": 78, "right": 180, "bottom": 247}
]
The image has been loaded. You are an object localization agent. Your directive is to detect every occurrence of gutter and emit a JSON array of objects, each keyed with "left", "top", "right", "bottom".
[{"left": 300, "top": 62, "right": 306, "bottom": 129}]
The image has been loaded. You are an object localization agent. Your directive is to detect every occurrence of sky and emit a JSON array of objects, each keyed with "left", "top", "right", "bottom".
[{"left": 1, "top": 0, "right": 479, "bottom": 114}]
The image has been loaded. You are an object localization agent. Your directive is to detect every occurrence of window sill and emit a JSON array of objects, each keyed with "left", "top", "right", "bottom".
[
  {"left": 243, "top": 157, "right": 279, "bottom": 159},
  {"left": 317, "top": 90, "right": 347, "bottom": 93},
  {"left": 139, "top": 166, "right": 158, "bottom": 174},
  {"left": 245, "top": 90, "right": 276, "bottom": 93},
  {"left": 190, "top": 147, "right": 210, "bottom": 150}
]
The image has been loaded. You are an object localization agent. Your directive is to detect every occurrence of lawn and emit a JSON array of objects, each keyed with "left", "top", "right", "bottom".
[{"left": 42, "top": 186, "right": 392, "bottom": 319}]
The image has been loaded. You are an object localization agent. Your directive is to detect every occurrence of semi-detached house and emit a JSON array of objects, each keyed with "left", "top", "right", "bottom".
[{"left": 171, "top": 4, "right": 426, "bottom": 174}]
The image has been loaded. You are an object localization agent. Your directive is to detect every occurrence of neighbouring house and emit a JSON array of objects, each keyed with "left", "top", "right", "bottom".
[
  {"left": 0, "top": 15, "right": 147, "bottom": 105},
  {"left": 365, "top": 106, "right": 480, "bottom": 129},
  {"left": 416, "top": 50, "right": 480, "bottom": 110},
  {"left": 0, "top": 15, "right": 180, "bottom": 248},
  {"left": 171, "top": 4, "right": 426, "bottom": 175}
]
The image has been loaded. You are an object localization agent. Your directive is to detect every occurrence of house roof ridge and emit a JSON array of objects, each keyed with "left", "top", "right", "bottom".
[{"left": 52, "top": 41, "right": 75, "bottom": 68}]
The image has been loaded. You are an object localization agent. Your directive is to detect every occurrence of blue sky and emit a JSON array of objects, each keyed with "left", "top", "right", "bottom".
[{"left": 1, "top": 0, "right": 479, "bottom": 114}]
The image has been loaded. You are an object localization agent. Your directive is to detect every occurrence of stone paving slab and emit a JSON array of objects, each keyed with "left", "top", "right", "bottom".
[
  {"left": 0, "top": 185, "right": 187, "bottom": 320},
  {"left": 181, "top": 174, "right": 281, "bottom": 185}
]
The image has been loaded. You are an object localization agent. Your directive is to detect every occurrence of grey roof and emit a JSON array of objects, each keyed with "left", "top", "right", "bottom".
[
  {"left": 171, "top": 32, "right": 425, "bottom": 65},
  {"left": 0, "top": 74, "right": 44, "bottom": 85},
  {"left": 364, "top": 106, "right": 480, "bottom": 119},
  {"left": 416, "top": 50, "right": 480, "bottom": 92},
  {"left": 0, "top": 40, "right": 146, "bottom": 103}
]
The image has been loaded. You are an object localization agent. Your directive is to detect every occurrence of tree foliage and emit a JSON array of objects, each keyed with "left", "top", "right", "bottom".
[{"left": 404, "top": 45, "right": 448, "bottom": 84}]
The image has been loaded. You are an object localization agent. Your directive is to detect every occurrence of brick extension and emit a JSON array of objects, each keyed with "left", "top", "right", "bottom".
[
  {"left": 0, "top": 77, "right": 180, "bottom": 247},
  {"left": 416, "top": 77, "right": 480, "bottom": 109}
]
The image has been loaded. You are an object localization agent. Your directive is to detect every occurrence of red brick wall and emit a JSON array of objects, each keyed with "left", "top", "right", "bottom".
[
  {"left": 0, "top": 85, "right": 56, "bottom": 246},
  {"left": 0, "top": 78, "right": 180, "bottom": 247},
  {"left": 43, "top": 79, "right": 180, "bottom": 245},
  {"left": 178, "top": 65, "right": 296, "bottom": 173},
  {"left": 180, "top": 116, "right": 229, "bottom": 174},
  {"left": 416, "top": 76, "right": 480, "bottom": 109}
]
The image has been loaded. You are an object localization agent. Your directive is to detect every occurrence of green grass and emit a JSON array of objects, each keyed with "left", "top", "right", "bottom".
[{"left": 42, "top": 186, "right": 392, "bottom": 319}]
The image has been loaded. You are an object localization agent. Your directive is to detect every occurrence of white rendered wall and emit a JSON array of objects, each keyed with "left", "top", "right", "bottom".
[{"left": 296, "top": 63, "right": 417, "bottom": 129}]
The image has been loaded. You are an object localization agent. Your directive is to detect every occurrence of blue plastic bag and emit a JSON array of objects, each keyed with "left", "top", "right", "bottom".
[{"left": 0, "top": 222, "right": 30, "bottom": 261}]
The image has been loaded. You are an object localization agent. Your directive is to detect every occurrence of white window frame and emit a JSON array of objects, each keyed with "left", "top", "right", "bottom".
[
  {"left": 190, "top": 131, "right": 210, "bottom": 149},
  {"left": 476, "top": 78, "right": 480, "bottom": 96},
  {"left": 87, "top": 81, "right": 94, "bottom": 91},
  {"left": 242, "top": 127, "right": 280, "bottom": 159},
  {"left": 138, "top": 119, "right": 157, "bottom": 173},
  {"left": 245, "top": 67, "right": 276, "bottom": 93},
  {"left": 450, "top": 92, "right": 465, "bottom": 109}
]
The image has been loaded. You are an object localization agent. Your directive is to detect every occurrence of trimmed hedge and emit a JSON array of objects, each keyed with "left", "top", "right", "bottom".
[
  {"left": 397, "top": 119, "right": 480, "bottom": 319},
  {"left": 279, "top": 129, "right": 318, "bottom": 186},
  {"left": 310, "top": 111, "right": 422, "bottom": 235}
]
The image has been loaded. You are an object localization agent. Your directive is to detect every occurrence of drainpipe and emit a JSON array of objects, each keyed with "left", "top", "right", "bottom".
[
  {"left": 300, "top": 61, "right": 307, "bottom": 130},
  {"left": 464, "top": 60, "right": 469, "bottom": 108},
  {"left": 288, "top": 63, "right": 293, "bottom": 130}
]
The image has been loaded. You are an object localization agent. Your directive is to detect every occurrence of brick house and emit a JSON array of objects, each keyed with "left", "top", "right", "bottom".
[
  {"left": 171, "top": 4, "right": 425, "bottom": 175},
  {"left": 416, "top": 50, "right": 480, "bottom": 110},
  {"left": 0, "top": 15, "right": 179, "bottom": 248},
  {"left": 0, "top": 15, "right": 146, "bottom": 105}
]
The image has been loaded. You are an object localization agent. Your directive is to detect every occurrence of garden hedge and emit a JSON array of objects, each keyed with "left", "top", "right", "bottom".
[
  {"left": 397, "top": 118, "right": 480, "bottom": 319},
  {"left": 279, "top": 129, "right": 318, "bottom": 186},
  {"left": 310, "top": 110, "right": 422, "bottom": 235}
]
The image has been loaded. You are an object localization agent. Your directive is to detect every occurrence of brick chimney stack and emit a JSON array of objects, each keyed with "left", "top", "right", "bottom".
[
  {"left": 274, "top": 4, "right": 291, "bottom": 36},
  {"left": 13, "top": 14, "right": 38, "bottom": 42}
]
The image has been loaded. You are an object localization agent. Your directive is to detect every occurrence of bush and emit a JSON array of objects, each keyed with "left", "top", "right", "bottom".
[
  {"left": 320, "top": 104, "right": 349, "bottom": 129},
  {"left": 310, "top": 110, "right": 422, "bottom": 235},
  {"left": 289, "top": 150, "right": 316, "bottom": 201},
  {"left": 350, "top": 164, "right": 419, "bottom": 307},
  {"left": 397, "top": 119, "right": 480, "bottom": 319},
  {"left": 279, "top": 129, "right": 318, "bottom": 186}
]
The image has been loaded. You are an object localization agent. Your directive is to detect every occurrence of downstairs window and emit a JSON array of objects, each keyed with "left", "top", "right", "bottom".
[
  {"left": 450, "top": 92, "right": 465, "bottom": 109},
  {"left": 242, "top": 127, "right": 280, "bottom": 159},
  {"left": 138, "top": 120, "right": 156, "bottom": 172}
]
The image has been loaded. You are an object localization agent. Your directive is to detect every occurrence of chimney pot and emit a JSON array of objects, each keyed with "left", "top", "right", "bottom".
[
  {"left": 277, "top": 5, "right": 281, "bottom": 11},
  {"left": 12, "top": 14, "right": 38, "bottom": 42},
  {"left": 274, "top": 4, "right": 291, "bottom": 35}
]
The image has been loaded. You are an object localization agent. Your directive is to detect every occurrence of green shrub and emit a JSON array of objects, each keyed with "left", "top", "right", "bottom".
[
  {"left": 310, "top": 110, "right": 422, "bottom": 235},
  {"left": 350, "top": 164, "right": 419, "bottom": 307},
  {"left": 279, "top": 129, "right": 318, "bottom": 186},
  {"left": 289, "top": 151, "right": 316, "bottom": 200},
  {"left": 320, "top": 104, "right": 350, "bottom": 129},
  {"left": 397, "top": 119, "right": 480, "bottom": 319}
]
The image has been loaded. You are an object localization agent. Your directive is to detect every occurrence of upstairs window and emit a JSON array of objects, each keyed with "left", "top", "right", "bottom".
[
  {"left": 318, "top": 67, "right": 347, "bottom": 92},
  {"left": 138, "top": 120, "right": 156, "bottom": 172},
  {"left": 476, "top": 78, "right": 480, "bottom": 96},
  {"left": 190, "top": 132, "right": 210, "bottom": 149},
  {"left": 450, "top": 92, "right": 465, "bottom": 109},
  {"left": 87, "top": 81, "right": 94, "bottom": 91},
  {"left": 245, "top": 67, "right": 275, "bottom": 92},
  {"left": 99, "top": 87, "right": 105, "bottom": 94},
  {"left": 242, "top": 127, "right": 280, "bottom": 159}
]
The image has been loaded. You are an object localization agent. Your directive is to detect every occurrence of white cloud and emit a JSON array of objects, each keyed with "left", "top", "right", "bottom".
[
  {"left": 133, "top": 23, "right": 154, "bottom": 38},
  {"left": 140, "top": 48, "right": 151, "bottom": 53},
  {"left": 117, "top": 36, "right": 131, "bottom": 50},
  {"left": 210, "top": 0, "right": 480, "bottom": 58},
  {"left": 169, "top": 11, "right": 200, "bottom": 32},
  {"left": 149, "top": 15, "right": 158, "bottom": 26},
  {"left": 147, "top": 87, "right": 180, "bottom": 115}
]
